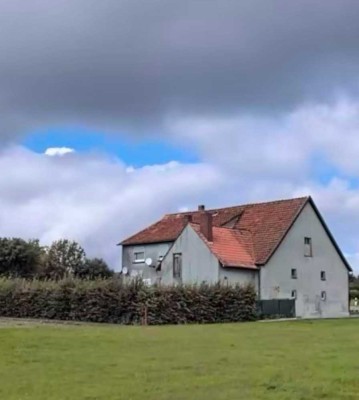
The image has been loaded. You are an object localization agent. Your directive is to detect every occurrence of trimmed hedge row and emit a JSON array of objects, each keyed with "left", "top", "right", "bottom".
[{"left": 0, "top": 278, "right": 257, "bottom": 325}]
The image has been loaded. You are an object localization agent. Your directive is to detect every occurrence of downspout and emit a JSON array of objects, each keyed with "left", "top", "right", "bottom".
[{"left": 257, "top": 266, "right": 261, "bottom": 300}]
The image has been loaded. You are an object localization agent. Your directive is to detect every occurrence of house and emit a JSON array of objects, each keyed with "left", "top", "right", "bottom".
[{"left": 120, "top": 196, "right": 352, "bottom": 318}]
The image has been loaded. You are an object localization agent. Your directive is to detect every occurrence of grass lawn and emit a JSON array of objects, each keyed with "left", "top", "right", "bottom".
[{"left": 0, "top": 319, "right": 359, "bottom": 400}]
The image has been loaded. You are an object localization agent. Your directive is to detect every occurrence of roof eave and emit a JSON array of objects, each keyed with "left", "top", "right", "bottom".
[
  {"left": 119, "top": 239, "right": 175, "bottom": 247},
  {"left": 308, "top": 198, "right": 352, "bottom": 272},
  {"left": 261, "top": 196, "right": 310, "bottom": 265},
  {"left": 222, "top": 264, "right": 259, "bottom": 270},
  {"left": 262, "top": 196, "right": 352, "bottom": 272}
]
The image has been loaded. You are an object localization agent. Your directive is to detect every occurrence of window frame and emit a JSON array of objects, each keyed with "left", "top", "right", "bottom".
[
  {"left": 291, "top": 268, "right": 298, "bottom": 280},
  {"left": 304, "top": 237, "right": 313, "bottom": 257},
  {"left": 173, "top": 253, "right": 182, "bottom": 279},
  {"left": 133, "top": 251, "right": 145, "bottom": 263}
]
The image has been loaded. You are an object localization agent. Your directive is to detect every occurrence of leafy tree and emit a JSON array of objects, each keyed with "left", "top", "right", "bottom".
[
  {"left": 0, "top": 238, "right": 44, "bottom": 278},
  {"left": 42, "top": 239, "right": 86, "bottom": 280},
  {"left": 74, "top": 258, "right": 114, "bottom": 280}
]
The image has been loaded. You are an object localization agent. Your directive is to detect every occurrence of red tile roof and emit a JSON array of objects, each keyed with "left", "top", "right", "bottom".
[
  {"left": 121, "top": 196, "right": 309, "bottom": 266},
  {"left": 191, "top": 223, "right": 257, "bottom": 269}
]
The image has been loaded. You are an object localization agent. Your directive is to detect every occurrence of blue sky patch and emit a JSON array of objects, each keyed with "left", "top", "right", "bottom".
[{"left": 23, "top": 128, "right": 199, "bottom": 167}]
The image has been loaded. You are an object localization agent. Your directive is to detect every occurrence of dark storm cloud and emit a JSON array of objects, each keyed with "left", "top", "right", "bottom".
[{"left": 1, "top": 0, "right": 359, "bottom": 137}]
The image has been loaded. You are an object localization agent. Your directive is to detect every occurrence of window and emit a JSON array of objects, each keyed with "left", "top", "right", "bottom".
[
  {"left": 291, "top": 268, "right": 297, "bottom": 279},
  {"left": 321, "top": 271, "right": 326, "bottom": 281},
  {"left": 291, "top": 290, "right": 297, "bottom": 299},
  {"left": 134, "top": 251, "right": 145, "bottom": 263},
  {"left": 304, "top": 237, "right": 313, "bottom": 257},
  {"left": 321, "top": 291, "right": 327, "bottom": 301},
  {"left": 173, "top": 253, "right": 182, "bottom": 279}
]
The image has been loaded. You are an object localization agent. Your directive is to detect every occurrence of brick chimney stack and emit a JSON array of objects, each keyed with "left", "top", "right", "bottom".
[
  {"left": 198, "top": 204, "right": 205, "bottom": 211},
  {"left": 184, "top": 214, "right": 193, "bottom": 224},
  {"left": 200, "top": 211, "right": 213, "bottom": 242}
]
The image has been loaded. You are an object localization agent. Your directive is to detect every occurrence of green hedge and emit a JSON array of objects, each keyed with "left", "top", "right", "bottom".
[{"left": 0, "top": 278, "right": 257, "bottom": 325}]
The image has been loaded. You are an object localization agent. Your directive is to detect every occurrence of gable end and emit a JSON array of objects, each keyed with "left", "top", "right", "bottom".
[{"left": 263, "top": 197, "right": 352, "bottom": 271}]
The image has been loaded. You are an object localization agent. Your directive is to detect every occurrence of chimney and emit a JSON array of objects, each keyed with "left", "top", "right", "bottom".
[
  {"left": 184, "top": 214, "right": 193, "bottom": 224},
  {"left": 198, "top": 204, "right": 205, "bottom": 211},
  {"left": 200, "top": 211, "right": 213, "bottom": 242}
]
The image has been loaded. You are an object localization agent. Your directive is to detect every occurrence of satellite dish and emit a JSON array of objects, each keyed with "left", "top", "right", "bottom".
[
  {"left": 122, "top": 267, "right": 128, "bottom": 275},
  {"left": 145, "top": 258, "right": 153, "bottom": 267}
]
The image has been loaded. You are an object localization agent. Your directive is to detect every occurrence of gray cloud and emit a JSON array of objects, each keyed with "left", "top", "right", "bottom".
[{"left": 1, "top": 0, "right": 359, "bottom": 137}]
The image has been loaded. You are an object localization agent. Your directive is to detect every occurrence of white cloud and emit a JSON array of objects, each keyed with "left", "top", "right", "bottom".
[
  {"left": 45, "top": 147, "right": 75, "bottom": 156},
  {"left": 0, "top": 146, "right": 222, "bottom": 270},
  {"left": 168, "top": 98, "right": 359, "bottom": 179},
  {"left": 1, "top": 99, "right": 359, "bottom": 273}
]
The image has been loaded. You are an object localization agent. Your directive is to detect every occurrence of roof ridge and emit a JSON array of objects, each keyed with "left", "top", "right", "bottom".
[{"left": 164, "top": 196, "right": 310, "bottom": 217}]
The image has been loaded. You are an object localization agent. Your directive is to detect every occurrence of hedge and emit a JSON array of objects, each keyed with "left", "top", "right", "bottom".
[{"left": 0, "top": 278, "right": 257, "bottom": 325}]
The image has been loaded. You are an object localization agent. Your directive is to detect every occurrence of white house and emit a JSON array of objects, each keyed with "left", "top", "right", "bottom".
[{"left": 120, "top": 196, "right": 351, "bottom": 318}]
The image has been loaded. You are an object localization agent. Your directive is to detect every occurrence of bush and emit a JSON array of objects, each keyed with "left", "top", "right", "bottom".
[
  {"left": 0, "top": 278, "right": 257, "bottom": 325},
  {"left": 74, "top": 258, "right": 114, "bottom": 280}
]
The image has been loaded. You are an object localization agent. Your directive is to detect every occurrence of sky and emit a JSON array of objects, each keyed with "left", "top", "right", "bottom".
[{"left": 1, "top": 0, "right": 359, "bottom": 271}]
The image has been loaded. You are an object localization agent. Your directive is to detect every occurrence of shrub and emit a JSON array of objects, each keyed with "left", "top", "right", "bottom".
[
  {"left": 0, "top": 278, "right": 257, "bottom": 325},
  {"left": 74, "top": 258, "right": 114, "bottom": 280}
]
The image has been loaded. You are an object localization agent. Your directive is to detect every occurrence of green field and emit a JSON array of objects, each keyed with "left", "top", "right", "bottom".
[{"left": 0, "top": 318, "right": 358, "bottom": 400}]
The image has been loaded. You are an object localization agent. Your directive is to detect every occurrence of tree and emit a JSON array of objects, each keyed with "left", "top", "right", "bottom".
[
  {"left": 42, "top": 239, "right": 86, "bottom": 280},
  {"left": 0, "top": 238, "right": 44, "bottom": 278},
  {"left": 74, "top": 258, "right": 114, "bottom": 280}
]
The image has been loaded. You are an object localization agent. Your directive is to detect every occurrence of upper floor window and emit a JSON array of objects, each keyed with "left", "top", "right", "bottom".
[
  {"left": 321, "top": 271, "right": 326, "bottom": 281},
  {"left": 173, "top": 253, "right": 182, "bottom": 279},
  {"left": 291, "top": 268, "right": 297, "bottom": 279},
  {"left": 321, "top": 291, "right": 327, "bottom": 301},
  {"left": 304, "top": 237, "right": 313, "bottom": 257},
  {"left": 134, "top": 251, "right": 145, "bottom": 263},
  {"left": 291, "top": 290, "right": 297, "bottom": 299}
]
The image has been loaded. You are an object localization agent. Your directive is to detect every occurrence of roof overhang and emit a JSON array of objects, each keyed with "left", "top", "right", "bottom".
[
  {"left": 221, "top": 264, "right": 259, "bottom": 271},
  {"left": 118, "top": 240, "right": 174, "bottom": 247},
  {"left": 263, "top": 196, "right": 352, "bottom": 272}
]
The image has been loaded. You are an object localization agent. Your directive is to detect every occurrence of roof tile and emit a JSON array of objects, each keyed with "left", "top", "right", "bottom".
[
  {"left": 191, "top": 224, "right": 256, "bottom": 268},
  {"left": 120, "top": 197, "right": 309, "bottom": 265}
]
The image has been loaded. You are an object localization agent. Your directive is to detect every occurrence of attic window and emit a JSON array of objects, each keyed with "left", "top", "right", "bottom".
[
  {"left": 304, "top": 237, "right": 313, "bottom": 257},
  {"left": 134, "top": 251, "right": 145, "bottom": 263}
]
